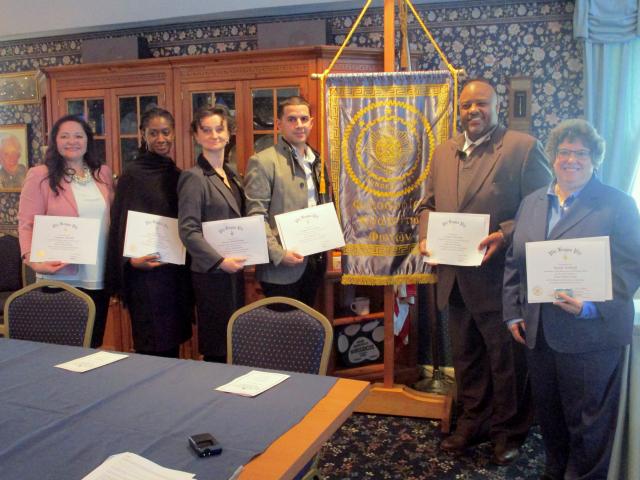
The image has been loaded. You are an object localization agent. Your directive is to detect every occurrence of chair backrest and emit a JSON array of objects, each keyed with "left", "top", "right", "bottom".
[
  {"left": 4, "top": 280, "right": 96, "bottom": 347},
  {"left": 227, "top": 296, "right": 333, "bottom": 375},
  {"left": 0, "top": 234, "right": 22, "bottom": 292}
]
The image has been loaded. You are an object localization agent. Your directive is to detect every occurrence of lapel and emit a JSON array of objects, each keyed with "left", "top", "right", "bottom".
[
  {"left": 438, "top": 135, "right": 464, "bottom": 211},
  {"left": 547, "top": 176, "right": 600, "bottom": 240},
  {"left": 198, "top": 155, "right": 242, "bottom": 216},
  {"left": 530, "top": 188, "right": 550, "bottom": 240},
  {"left": 458, "top": 126, "right": 504, "bottom": 211}
]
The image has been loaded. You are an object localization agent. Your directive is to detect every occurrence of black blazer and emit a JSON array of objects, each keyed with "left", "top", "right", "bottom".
[{"left": 178, "top": 155, "right": 244, "bottom": 273}]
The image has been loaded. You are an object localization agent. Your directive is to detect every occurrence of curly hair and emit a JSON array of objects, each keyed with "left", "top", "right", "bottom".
[
  {"left": 190, "top": 104, "right": 236, "bottom": 136},
  {"left": 45, "top": 114, "right": 103, "bottom": 195},
  {"left": 545, "top": 119, "right": 605, "bottom": 168}
]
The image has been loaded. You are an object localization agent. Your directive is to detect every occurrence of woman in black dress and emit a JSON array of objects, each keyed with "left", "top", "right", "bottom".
[
  {"left": 178, "top": 105, "right": 245, "bottom": 362},
  {"left": 107, "top": 107, "right": 192, "bottom": 357}
]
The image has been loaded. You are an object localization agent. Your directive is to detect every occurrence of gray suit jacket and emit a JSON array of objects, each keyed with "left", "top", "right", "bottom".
[
  {"left": 503, "top": 176, "right": 640, "bottom": 353},
  {"left": 244, "top": 137, "right": 331, "bottom": 284},
  {"left": 418, "top": 126, "right": 552, "bottom": 313},
  {"left": 178, "top": 155, "right": 243, "bottom": 273}
]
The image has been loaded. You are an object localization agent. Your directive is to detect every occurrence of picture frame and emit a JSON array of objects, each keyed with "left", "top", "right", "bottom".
[
  {"left": 0, "top": 124, "right": 29, "bottom": 192},
  {"left": 0, "top": 71, "right": 39, "bottom": 105}
]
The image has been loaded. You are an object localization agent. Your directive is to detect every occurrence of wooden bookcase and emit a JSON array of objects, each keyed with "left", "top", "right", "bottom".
[{"left": 36, "top": 47, "right": 428, "bottom": 385}]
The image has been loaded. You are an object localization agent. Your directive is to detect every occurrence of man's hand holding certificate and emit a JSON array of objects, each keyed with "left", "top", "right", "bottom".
[
  {"left": 123, "top": 211, "right": 186, "bottom": 265},
  {"left": 202, "top": 215, "right": 269, "bottom": 266},
  {"left": 30, "top": 215, "right": 100, "bottom": 264},
  {"left": 275, "top": 203, "right": 345, "bottom": 257},
  {"left": 425, "top": 212, "right": 490, "bottom": 266},
  {"left": 525, "top": 236, "right": 612, "bottom": 303}
]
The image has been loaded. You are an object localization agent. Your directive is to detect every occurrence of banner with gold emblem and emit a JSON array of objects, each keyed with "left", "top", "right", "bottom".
[{"left": 326, "top": 71, "right": 453, "bottom": 285}]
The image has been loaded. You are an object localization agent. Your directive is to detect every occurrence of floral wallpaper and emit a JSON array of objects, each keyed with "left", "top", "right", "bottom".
[{"left": 0, "top": 0, "right": 581, "bottom": 233}]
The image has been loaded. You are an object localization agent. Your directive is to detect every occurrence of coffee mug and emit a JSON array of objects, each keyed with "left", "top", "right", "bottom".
[{"left": 350, "top": 296, "right": 370, "bottom": 316}]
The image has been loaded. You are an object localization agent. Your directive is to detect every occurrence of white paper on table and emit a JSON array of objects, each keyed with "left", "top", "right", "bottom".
[
  {"left": 215, "top": 370, "right": 289, "bottom": 397},
  {"left": 30, "top": 215, "right": 101, "bottom": 264},
  {"left": 425, "top": 212, "right": 490, "bottom": 266},
  {"left": 525, "top": 236, "right": 612, "bottom": 303},
  {"left": 82, "top": 452, "right": 195, "bottom": 480},
  {"left": 275, "top": 203, "right": 345, "bottom": 257},
  {"left": 123, "top": 210, "right": 186, "bottom": 265},
  {"left": 55, "top": 351, "right": 129, "bottom": 373},
  {"left": 202, "top": 215, "right": 269, "bottom": 266}
]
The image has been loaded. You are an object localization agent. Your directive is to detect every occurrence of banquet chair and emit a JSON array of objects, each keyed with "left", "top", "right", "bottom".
[
  {"left": 227, "top": 296, "right": 333, "bottom": 375},
  {"left": 227, "top": 296, "right": 333, "bottom": 480},
  {"left": 4, "top": 280, "right": 95, "bottom": 347},
  {"left": 0, "top": 234, "right": 23, "bottom": 337}
]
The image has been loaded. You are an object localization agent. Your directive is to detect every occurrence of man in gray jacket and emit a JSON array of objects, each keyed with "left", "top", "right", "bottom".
[{"left": 244, "top": 96, "right": 331, "bottom": 307}]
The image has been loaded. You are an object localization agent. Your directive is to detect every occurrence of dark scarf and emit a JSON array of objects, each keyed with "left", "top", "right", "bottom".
[{"left": 105, "top": 151, "right": 182, "bottom": 298}]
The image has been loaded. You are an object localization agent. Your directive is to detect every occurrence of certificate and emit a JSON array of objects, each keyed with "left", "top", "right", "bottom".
[
  {"left": 30, "top": 215, "right": 100, "bottom": 264},
  {"left": 123, "top": 210, "right": 186, "bottom": 265},
  {"left": 425, "top": 212, "right": 490, "bottom": 266},
  {"left": 275, "top": 203, "right": 345, "bottom": 257},
  {"left": 202, "top": 215, "right": 269, "bottom": 266},
  {"left": 525, "top": 236, "right": 612, "bottom": 303},
  {"left": 215, "top": 370, "right": 290, "bottom": 397},
  {"left": 55, "top": 351, "right": 128, "bottom": 373}
]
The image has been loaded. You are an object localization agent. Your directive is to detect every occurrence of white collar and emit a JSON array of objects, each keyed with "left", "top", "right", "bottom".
[{"left": 463, "top": 127, "right": 495, "bottom": 152}]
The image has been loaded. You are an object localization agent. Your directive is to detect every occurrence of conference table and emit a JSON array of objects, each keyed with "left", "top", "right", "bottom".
[{"left": 0, "top": 339, "right": 369, "bottom": 480}]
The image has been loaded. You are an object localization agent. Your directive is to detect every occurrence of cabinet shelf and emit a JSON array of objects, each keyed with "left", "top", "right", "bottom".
[{"left": 332, "top": 311, "right": 384, "bottom": 327}]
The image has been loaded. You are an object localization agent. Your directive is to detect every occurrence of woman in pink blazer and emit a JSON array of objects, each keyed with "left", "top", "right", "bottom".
[{"left": 18, "top": 114, "right": 114, "bottom": 347}]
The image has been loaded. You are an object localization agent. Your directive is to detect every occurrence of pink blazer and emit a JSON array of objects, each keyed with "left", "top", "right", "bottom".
[{"left": 18, "top": 164, "right": 115, "bottom": 256}]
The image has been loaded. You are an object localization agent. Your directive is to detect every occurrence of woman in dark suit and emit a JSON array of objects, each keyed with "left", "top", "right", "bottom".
[
  {"left": 107, "top": 107, "right": 192, "bottom": 358},
  {"left": 178, "top": 105, "right": 245, "bottom": 362},
  {"left": 503, "top": 119, "right": 640, "bottom": 479}
]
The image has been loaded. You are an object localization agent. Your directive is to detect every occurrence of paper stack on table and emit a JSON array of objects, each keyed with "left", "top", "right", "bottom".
[{"left": 82, "top": 452, "right": 195, "bottom": 480}]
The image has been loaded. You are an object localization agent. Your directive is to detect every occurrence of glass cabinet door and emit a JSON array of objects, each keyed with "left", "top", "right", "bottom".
[
  {"left": 187, "top": 89, "right": 238, "bottom": 172},
  {"left": 118, "top": 94, "right": 159, "bottom": 168},
  {"left": 251, "top": 87, "right": 299, "bottom": 154},
  {"left": 65, "top": 97, "right": 107, "bottom": 164}
]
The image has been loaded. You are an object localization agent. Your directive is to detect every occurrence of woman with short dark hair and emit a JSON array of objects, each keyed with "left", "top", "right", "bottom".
[
  {"left": 178, "top": 105, "right": 245, "bottom": 362},
  {"left": 503, "top": 118, "right": 640, "bottom": 479}
]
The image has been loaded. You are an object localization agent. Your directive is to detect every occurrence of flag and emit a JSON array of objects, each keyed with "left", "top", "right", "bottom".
[{"left": 326, "top": 71, "right": 453, "bottom": 285}]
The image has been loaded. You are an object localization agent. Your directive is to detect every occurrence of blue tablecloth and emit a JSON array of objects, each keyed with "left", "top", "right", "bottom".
[{"left": 0, "top": 339, "right": 337, "bottom": 480}]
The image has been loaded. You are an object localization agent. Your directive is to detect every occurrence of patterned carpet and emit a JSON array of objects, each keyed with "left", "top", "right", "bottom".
[{"left": 318, "top": 414, "right": 546, "bottom": 479}]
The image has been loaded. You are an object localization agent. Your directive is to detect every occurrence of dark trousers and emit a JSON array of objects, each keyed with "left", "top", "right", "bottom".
[
  {"left": 191, "top": 270, "right": 244, "bottom": 358},
  {"left": 79, "top": 288, "right": 110, "bottom": 349},
  {"left": 448, "top": 282, "right": 532, "bottom": 446},
  {"left": 528, "top": 324, "right": 624, "bottom": 480},
  {"left": 260, "top": 255, "right": 324, "bottom": 309}
]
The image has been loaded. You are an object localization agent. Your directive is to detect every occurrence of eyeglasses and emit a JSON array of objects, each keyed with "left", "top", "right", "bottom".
[{"left": 556, "top": 148, "right": 591, "bottom": 161}]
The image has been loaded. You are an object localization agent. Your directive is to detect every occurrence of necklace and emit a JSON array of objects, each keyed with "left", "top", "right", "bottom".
[{"left": 66, "top": 165, "right": 92, "bottom": 185}]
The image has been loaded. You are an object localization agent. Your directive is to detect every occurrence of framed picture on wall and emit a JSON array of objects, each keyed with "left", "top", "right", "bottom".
[
  {"left": 0, "top": 71, "right": 39, "bottom": 105},
  {"left": 0, "top": 124, "right": 29, "bottom": 192}
]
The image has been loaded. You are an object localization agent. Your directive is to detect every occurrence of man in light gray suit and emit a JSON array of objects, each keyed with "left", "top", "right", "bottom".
[
  {"left": 244, "top": 96, "right": 331, "bottom": 307},
  {"left": 418, "top": 79, "right": 552, "bottom": 465}
]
